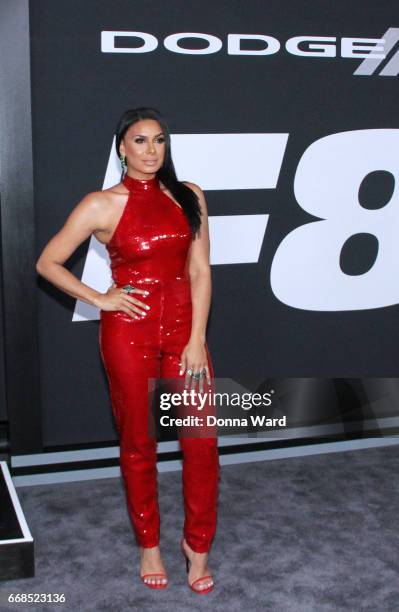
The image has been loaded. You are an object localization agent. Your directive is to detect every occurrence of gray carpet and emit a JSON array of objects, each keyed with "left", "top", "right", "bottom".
[{"left": 1, "top": 444, "right": 399, "bottom": 612}]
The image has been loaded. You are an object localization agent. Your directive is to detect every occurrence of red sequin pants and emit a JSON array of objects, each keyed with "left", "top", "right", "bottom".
[{"left": 99, "top": 279, "right": 220, "bottom": 553}]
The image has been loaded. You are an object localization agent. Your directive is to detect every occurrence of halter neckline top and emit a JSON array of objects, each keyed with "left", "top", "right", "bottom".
[
  {"left": 105, "top": 172, "right": 192, "bottom": 289},
  {"left": 122, "top": 173, "right": 161, "bottom": 193}
]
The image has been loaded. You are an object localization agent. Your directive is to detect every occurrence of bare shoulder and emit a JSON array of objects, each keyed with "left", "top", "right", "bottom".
[
  {"left": 182, "top": 182, "right": 208, "bottom": 216},
  {"left": 67, "top": 188, "right": 123, "bottom": 234},
  {"left": 77, "top": 190, "right": 108, "bottom": 210},
  {"left": 182, "top": 181, "right": 204, "bottom": 198},
  {"left": 84, "top": 182, "right": 126, "bottom": 205},
  {"left": 102, "top": 181, "right": 127, "bottom": 197},
  {"left": 69, "top": 191, "right": 105, "bottom": 226},
  {"left": 75, "top": 183, "right": 126, "bottom": 216}
]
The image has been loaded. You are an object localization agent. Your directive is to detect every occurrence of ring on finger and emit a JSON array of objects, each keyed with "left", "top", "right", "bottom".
[{"left": 121, "top": 284, "right": 136, "bottom": 294}]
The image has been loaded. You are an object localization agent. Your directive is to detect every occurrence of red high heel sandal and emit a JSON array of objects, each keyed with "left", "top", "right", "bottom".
[
  {"left": 180, "top": 538, "right": 214, "bottom": 595},
  {"left": 140, "top": 572, "right": 168, "bottom": 590}
]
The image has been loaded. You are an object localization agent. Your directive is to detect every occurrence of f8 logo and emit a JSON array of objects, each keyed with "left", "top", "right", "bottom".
[
  {"left": 271, "top": 129, "right": 399, "bottom": 311},
  {"left": 73, "top": 129, "right": 399, "bottom": 321}
]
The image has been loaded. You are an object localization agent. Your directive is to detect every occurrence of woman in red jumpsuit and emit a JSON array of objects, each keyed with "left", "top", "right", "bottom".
[{"left": 36, "top": 107, "right": 219, "bottom": 594}]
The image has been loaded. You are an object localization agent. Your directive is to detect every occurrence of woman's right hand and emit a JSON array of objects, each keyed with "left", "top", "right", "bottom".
[{"left": 96, "top": 283, "right": 150, "bottom": 319}]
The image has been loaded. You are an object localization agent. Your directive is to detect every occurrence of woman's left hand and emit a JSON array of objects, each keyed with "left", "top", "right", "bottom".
[{"left": 179, "top": 338, "right": 211, "bottom": 391}]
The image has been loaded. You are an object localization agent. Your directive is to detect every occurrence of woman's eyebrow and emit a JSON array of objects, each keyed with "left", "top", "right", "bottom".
[{"left": 133, "top": 132, "right": 165, "bottom": 137}]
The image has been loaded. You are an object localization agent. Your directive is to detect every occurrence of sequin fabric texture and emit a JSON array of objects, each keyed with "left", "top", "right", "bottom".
[{"left": 99, "top": 173, "right": 220, "bottom": 552}]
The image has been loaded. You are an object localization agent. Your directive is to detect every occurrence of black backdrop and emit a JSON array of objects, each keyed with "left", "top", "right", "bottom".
[{"left": 16, "top": 0, "right": 399, "bottom": 451}]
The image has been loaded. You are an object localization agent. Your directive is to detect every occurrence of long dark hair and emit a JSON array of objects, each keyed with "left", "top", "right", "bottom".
[{"left": 115, "top": 107, "right": 202, "bottom": 238}]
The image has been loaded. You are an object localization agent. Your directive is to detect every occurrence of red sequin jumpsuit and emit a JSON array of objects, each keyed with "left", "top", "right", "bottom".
[{"left": 99, "top": 173, "right": 220, "bottom": 553}]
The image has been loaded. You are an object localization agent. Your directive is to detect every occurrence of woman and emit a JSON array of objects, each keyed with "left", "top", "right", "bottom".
[{"left": 36, "top": 107, "right": 220, "bottom": 594}]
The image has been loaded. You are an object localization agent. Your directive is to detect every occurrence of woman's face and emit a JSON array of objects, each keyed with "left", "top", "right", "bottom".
[{"left": 120, "top": 119, "right": 166, "bottom": 178}]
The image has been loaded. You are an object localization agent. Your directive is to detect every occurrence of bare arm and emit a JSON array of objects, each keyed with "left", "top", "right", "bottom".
[
  {"left": 36, "top": 192, "right": 150, "bottom": 318},
  {"left": 36, "top": 192, "right": 107, "bottom": 307},
  {"left": 185, "top": 182, "right": 212, "bottom": 343}
]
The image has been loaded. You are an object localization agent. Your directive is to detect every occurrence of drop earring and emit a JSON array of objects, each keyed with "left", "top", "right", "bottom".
[{"left": 120, "top": 154, "right": 127, "bottom": 175}]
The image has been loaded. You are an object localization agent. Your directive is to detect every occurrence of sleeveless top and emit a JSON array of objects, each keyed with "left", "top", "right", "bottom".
[{"left": 106, "top": 174, "right": 193, "bottom": 289}]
